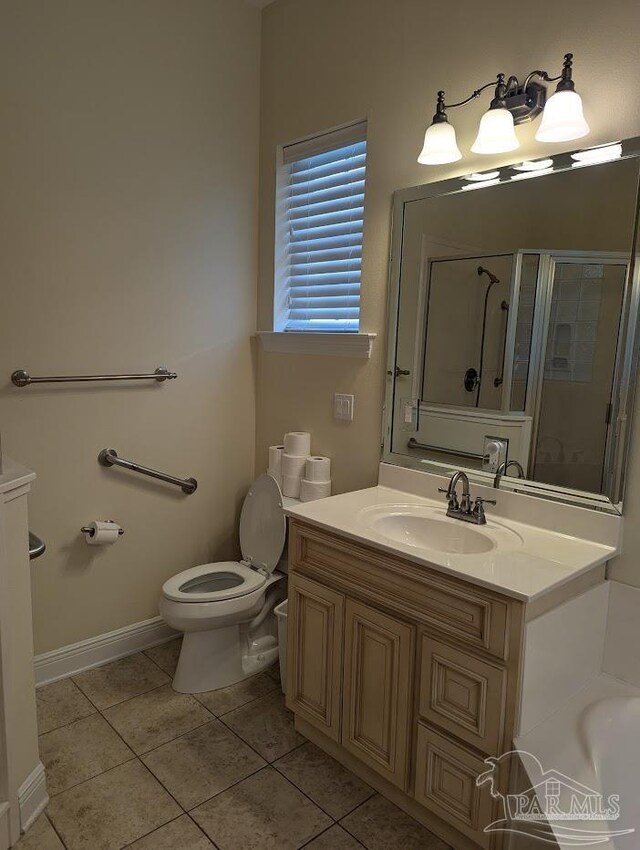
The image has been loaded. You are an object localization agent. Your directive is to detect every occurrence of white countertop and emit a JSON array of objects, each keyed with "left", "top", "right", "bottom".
[{"left": 284, "top": 485, "right": 615, "bottom": 602}]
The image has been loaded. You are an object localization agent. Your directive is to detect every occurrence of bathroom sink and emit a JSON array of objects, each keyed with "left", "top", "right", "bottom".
[
  {"left": 360, "top": 505, "right": 523, "bottom": 556},
  {"left": 371, "top": 514, "right": 494, "bottom": 554}
]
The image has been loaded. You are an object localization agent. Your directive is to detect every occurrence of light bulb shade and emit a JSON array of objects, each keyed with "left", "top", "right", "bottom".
[
  {"left": 418, "top": 121, "right": 462, "bottom": 165},
  {"left": 471, "top": 108, "right": 520, "bottom": 155},
  {"left": 535, "top": 89, "right": 590, "bottom": 143}
]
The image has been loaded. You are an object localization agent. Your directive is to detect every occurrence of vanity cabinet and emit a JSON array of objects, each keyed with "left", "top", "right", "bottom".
[{"left": 286, "top": 519, "right": 525, "bottom": 850}]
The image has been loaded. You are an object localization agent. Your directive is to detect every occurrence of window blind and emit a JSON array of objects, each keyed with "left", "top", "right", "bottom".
[{"left": 280, "top": 124, "right": 367, "bottom": 332}]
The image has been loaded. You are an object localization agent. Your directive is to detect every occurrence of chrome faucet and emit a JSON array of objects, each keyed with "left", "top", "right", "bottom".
[
  {"left": 439, "top": 470, "right": 495, "bottom": 525},
  {"left": 446, "top": 471, "right": 471, "bottom": 512},
  {"left": 493, "top": 460, "right": 525, "bottom": 489}
]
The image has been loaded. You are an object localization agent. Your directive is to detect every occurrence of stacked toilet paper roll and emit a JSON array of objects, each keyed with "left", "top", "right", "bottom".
[
  {"left": 267, "top": 445, "right": 285, "bottom": 489},
  {"left": 300, "top": 456, "right": 332, "bottom": 502},
  {"left": 284, "top": 432, "right": 311, "bottom": 456},
  {"left": 282, "top": 432, "right": 311, "bottom": 498}
]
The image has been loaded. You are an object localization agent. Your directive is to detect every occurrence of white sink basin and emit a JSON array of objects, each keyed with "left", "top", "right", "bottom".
[
  {"left": 360, "top": 505, "right": 523, "bottom": 556},
  {"left": 371, "top": 514, "right": 494, "bottom": 554}
]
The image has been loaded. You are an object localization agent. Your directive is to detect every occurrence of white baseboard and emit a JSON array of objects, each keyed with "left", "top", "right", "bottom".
[
  {"left": 34, "top": 617, "right": 179, "bottom": 686},
  {"left": 18, "top": 762, "right": 48, "bottom": 833}
]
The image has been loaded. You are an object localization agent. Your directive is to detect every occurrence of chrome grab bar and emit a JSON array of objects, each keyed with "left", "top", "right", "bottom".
[
  {"left": 98, "top": 448, "right": 197, "bottom": 495},
  {"left": 494, "top": 300, "right": 510, "bottom": 388},
  {"left": 407, "top": 437, "right": 486, "bottom": 462},
  {"left": 28, "top": 531, "right": 46, "bottom": 560},
  {"left": 11, "top": 367, "right": 177, "bottom": 387}
]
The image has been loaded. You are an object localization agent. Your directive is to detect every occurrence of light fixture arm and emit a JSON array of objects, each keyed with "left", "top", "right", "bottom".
[
  {"left": 441, "top": 78, "right": 501, "bottom": 111},
  {"left": 433, "top": 54, "right": 577, "bottom": 127},
  {"left": 522, "top": 54, "right": 575, "bottom": 92}
]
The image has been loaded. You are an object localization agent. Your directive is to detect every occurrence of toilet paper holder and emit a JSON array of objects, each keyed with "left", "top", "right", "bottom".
[{"left": 81, "top": 522, "right": 125, "bottom": 538}]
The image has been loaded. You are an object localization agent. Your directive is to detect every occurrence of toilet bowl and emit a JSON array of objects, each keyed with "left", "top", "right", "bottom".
[{"left": 160, "top": 474, "right": 287, "bottom": 693}]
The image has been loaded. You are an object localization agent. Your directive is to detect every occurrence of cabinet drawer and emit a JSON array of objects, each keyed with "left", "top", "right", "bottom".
[
  {"left": 290, "top": 520, "right": 510, "bottom": 659},
  {"left": 419, "top": 636, "right": 506, "bottom": 755},
  {"left": 414, "top": 723, "right": 494, "bottom": 849}
]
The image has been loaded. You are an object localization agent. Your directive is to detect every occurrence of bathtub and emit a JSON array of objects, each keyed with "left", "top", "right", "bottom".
[
  {"left": 512, "top": 675, "right": 640, "bottom": 850},
  {"left": 578, "top": 696, "right": 640, "bottom": 846}
]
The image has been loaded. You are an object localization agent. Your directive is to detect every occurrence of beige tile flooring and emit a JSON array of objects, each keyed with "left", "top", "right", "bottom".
[{"left": 24, "top": 638, "right": 451, "bottom": 850}]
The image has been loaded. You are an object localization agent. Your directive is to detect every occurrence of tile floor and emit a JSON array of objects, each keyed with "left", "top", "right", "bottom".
[{"left": 23, "top": 638, "right": 451, "bottom": 850}]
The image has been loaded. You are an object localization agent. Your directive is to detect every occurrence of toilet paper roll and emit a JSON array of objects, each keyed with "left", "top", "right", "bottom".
[
  {"left": 305, "top": 456, "right": 331, "bottom": 483},
  {"left": 300, "top": 479, "right": 332, "bottom": 503},
  {"left": 284, "top": 431, "right": 311, "bottom": 457},
  {"left": 84, "top": 521, "right": 122, "bottom": 545},
  {"left": 282, "top": 452, "right": 308, "bottom": 479},
  {"left": 268, "top": 445, "right": 285, "bottom": 476},
  {"left": 282, "top": 473, "right": 302, "bottom": 498},
  {"left": 268, "top": 469, "right": 283, "bottom": 490}
]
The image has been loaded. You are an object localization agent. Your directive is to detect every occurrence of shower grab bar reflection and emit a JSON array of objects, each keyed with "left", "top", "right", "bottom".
[
  {"left": 11, "top": 367, "right": 177, "bottom": 387},
  {"left": 98, "top": 448, "right": 197, "bottom": 495},
  {"left": 407, "top": 437, "right": 486, "bottom": 462},
  {"left": 494, "top": 300, "right": 510, "bottom": 388}
]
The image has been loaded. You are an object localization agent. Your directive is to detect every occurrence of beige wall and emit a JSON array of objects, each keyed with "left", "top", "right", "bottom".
[
  {"left": 257, "top": 0, "right": 640, "bottom": 583},
  {"left": 0, "top": 0, "right": 261, "bottom": 653}
]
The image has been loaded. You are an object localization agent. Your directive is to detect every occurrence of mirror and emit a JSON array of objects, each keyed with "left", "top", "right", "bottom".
[{"left": 384, "top": 141, "right": 640, "bottom": 512}]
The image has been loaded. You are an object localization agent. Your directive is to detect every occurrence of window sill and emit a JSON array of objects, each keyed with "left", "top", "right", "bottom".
[{"left": 257, "top": 331, "right": 375, "bottom": 358}]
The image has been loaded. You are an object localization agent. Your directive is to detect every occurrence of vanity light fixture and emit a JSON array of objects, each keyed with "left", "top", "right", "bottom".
[
  {"left": 471, "top": 75, "right": 520, "bottom": 155},
  {"left": 417, "top": 91, "right": 462, "bottom": 164},
  {"left": 418, "top": 53, "right": 589, "bottom": 165}
]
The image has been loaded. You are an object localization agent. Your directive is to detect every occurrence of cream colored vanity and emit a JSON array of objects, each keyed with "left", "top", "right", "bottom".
[
  {"left": 284, "top": 467, "right": 620, "bottom": 850},
  {"left": 0, "top": 461, "right": 46, "bottom": 849}
]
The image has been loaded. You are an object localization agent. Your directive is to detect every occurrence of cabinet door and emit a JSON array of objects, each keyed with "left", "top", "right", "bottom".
[
  {"left": 286, "top": 574, "right": 344, "bottom": 742},
  {"left": 342, "top": 599, "right": 414, "bottom": 790}
]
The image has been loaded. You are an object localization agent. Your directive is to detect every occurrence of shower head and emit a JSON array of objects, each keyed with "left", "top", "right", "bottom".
[{"left": 477, "top": 265, "right": 500, "bottom": 285}]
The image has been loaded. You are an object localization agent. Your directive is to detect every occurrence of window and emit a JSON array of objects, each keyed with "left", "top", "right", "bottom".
[{"left": 275, "top": 122, "right": 367, "bottom": 333}]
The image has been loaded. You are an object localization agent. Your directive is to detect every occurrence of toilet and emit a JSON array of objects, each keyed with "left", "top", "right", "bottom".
[{"left": 159, "top": 473, "right": 287, "bottom": 694}]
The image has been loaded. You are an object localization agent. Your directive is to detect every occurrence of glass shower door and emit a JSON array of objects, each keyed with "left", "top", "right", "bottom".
[{"left": 533, "top": 258, "right": 627, "bottom": 492}]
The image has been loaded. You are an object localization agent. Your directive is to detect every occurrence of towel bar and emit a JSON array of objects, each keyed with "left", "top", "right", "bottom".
[{"left": 11, "top": 367, "right": 177, "bottom": 387}]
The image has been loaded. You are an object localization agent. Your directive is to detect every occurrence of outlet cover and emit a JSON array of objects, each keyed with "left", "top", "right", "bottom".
[
  {"left": 482, "top": 435, "right": 509, "bottom": 472},
  {"left": 334, "top": 393, "right": 354, "bottom": 421}
]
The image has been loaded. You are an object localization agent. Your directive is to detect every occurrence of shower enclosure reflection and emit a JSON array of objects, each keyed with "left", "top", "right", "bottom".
[
  {"left": 387, "top": 149, "right": 640, "bottom": 507},
  {"left": 534, "top": 258, "right": 626, "bottom": 492},
  {"left": 422, "top": 253, "right": 537, "bottom": 411}
]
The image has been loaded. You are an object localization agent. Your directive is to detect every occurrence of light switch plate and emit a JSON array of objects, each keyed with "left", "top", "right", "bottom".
[{"left": 334, "top": 393, "right": 354, "bottom": 421}]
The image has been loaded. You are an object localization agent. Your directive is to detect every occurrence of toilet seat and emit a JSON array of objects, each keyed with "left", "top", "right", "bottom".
[
  {"left": 161, "top": 474, "right": 287, "bottom": 606},
  {"left": 238, "top": 473, "right": 286, "bottom": 575},
  {"left": 162, "top": 561, "right": 266, "bottom": 603}
]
